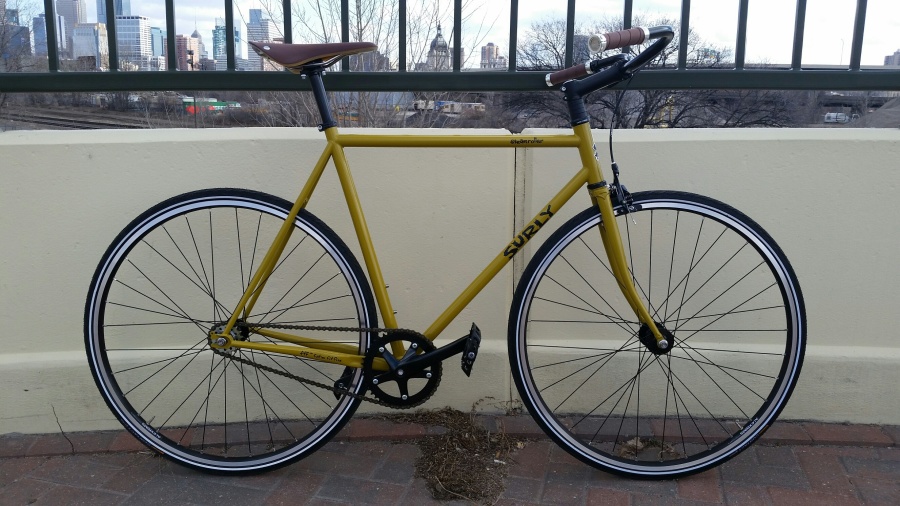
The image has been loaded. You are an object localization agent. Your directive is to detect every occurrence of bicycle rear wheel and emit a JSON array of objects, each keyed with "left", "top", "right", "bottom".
[
  {"left": 509, "top": 191, "right": 805, "bottom": 478},
  {"left": 85, "top": 188, "right": 377, "bottom": 473}
]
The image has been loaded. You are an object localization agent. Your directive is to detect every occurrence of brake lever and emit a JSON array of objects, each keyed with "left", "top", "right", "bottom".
[{"left": 589, "top": 53, "right": 632, "bottom": 73}]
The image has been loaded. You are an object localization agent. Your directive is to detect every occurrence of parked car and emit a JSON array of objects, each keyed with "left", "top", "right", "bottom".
[{"left": 824, "top": 112, "right": 859, "bottom": 123}]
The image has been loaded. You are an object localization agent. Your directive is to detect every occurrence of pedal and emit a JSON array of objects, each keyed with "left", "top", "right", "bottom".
[{"left": 461, "top": 323, "right": 481, "bottom": 377}]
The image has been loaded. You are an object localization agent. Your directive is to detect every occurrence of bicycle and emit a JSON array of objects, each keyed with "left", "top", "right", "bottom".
[{"left": 84, "top": 26, "right": 806, "bottom": 479}]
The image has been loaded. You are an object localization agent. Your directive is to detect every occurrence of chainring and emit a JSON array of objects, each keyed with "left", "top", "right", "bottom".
[{"left": 363, "top": 330, "right": 442, "bottom": 409}]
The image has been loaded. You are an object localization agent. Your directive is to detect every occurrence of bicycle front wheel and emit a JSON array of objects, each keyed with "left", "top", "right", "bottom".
[
  {"left": 509, "top": 191, "right": 805, "bottom": 478},
  {"left": 85, "top": 189, "right": 377, "bottom": 473}
]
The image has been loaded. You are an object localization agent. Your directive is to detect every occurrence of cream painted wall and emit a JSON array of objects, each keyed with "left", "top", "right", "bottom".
[
  {"left": 1, "top": 127, "right": 898, "bottom": 435},
  {"left": 519, "top": 128, "right": 900, "bottom": 424}
]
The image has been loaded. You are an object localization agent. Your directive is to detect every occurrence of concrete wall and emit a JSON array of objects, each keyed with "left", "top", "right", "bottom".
[{"left": 1, "top": 127, "right": 898, "bottom": 435}]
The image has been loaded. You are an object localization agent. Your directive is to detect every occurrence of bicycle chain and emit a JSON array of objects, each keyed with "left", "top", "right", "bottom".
[{"left": 210, "top": 322, "right": 435, "bottom": 408}]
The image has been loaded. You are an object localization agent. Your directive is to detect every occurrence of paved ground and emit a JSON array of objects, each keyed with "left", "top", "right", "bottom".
[{"left": 1, "top": 416, "right": 897, "bottom": 505}]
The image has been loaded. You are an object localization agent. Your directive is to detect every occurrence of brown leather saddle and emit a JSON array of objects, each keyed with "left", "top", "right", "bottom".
[{"left": 249, "top": 41, "right": 377, "bottom": 71}]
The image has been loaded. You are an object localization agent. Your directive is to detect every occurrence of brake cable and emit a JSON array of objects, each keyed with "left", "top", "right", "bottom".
[{"left": 608, "top": 72, "right": 636, "bottom": 212}]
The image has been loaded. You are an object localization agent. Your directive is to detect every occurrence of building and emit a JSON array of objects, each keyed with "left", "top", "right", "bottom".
[
  {"left": 417, "top": 24, "right": 463, "bottom": 71},
  {"left": 1, "top": 24, "right": 30, "bottom": 63},
  {"left": 424, "top": 24, "right": 450, "bottom": 70},
  {"left": 115, "top": 15, "right": 151, "bottom": 70},
  {"left": 572, "top": 34, "right": 591, "bottom": 63},
  {"left": 480, "top": 42, "right": 507, "bottom": 69},
  {"left": 32, "top": 13, "right": 67, "bottom": 56},
  {"left": 56, "top": 0, "right": 85, "bottom": 57},
  {"left": 190, "top": 28, "right": 206, "bottom": 60},
  {"left": 72, "top": 22, "right": 108, "bottom": 69},
  {"left": 348, "top": 49, "right": 391, "bottom": 71},
  {"left": 97, "top": 0, "right": 129, "bottom": 24},
  {"left": 212, "top": 18, "right": 242, "bottom": 69},
  {"left": 885, "top": 50, "right": 900, "bottom": 67},
  {"left": 149, "top": 26, "right": 164, "bottom": 57},
  {"left": 4, "top": 5, "right": 18, "bottom": 25},
  {"left": 174, "top": 33, "right": 199, "bottom": 70},
  {"left": 246, "top": 9, "right": 278, "bottom": 71},
  {"left": 212, "top": 18, "right": 247, "bottom": 70},
  {"left": 211, "top": 20, "right": 226, "bottom": 61},
  {"left": 0, "top": 0, "right": 33, "bottom": 70}
]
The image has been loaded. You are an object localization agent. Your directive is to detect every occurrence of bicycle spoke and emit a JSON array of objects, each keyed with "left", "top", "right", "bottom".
[
  {"left": 575, "top": 237, "right": 654, "bottom": 331},
  {"left": 113, "top": 345, "right": 206, "bottom": 375},
  {"left": 183, "top": 215, "right": 216, "bottom": 316},
  {"left": 512, "top": 194, "right": 803, "bottom": 476},
  {"left": 88, "top": 192, "right": 374, "bottom": 471},
  {"left": 140, "top": 239, "right": 231, "bottom": 318},
  {"left": 542, "top": 343, "right": 638, "bottom": 395},
  {"left": 663, "top": 211, "right": 680, "bottom": 321},
  {"left": 137, "top": 341, "right": 217, "bottom": 413},
  {"left": 112, "top": 278, "right": 207, "bottom": 334},
  {"left": 675, "top": 283, "right": 780, "bottom": 345}
]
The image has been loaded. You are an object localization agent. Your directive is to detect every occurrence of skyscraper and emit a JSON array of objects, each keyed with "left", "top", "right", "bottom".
[
  {"left": 246, "top": 9, "right": 278, "bottom": 71},
  {"left": 1, "top": 25, "right": 30, "bottom": 61},
  {"left": 4, "top": 3, "right": 19, "bottom": 25},
  {"left": 212, "top": 18, "right": 243, "bottom": 70},
  {"left": 212, "top": 20, "right": 226, "bottom": 61},
  {"left": 56, "top": 0, "right": 85, "bottom": 57},
  {"left": 115, "top": 15, "right": 150, "bottom": 69},
  {"left": 885, "top": 50, "right": 900, "bottom": 67},
  {"left": 72, "top": 22, "right": 108, "bottom": 69},
  {"left": 33, "top": 13, "right": 67, "bottom": 56},
  {"left": 190, "top": 28, "right": 205, "bottom": 59},
  {"left": 97, "top": 0, "right": 130, "bottom": 24},
  {"left": 32, "top": 13, "right": 47, "bottom": 52},
  {"left": 175, "top": 33, "right": 199, "bottom": 70},
  {"left": 480, "top": 42, "right": 507, "bottom": 69},
  {"left": 150, "top": 26, "right": 164, "bottom": 57}
]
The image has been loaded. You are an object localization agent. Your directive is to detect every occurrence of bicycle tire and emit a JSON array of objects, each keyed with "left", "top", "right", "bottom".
[
  {"left": 85, "top": 188, "right": 377, "bottom": 473},
  {"left": 509, "top": 191, "right": 805, "bottom": 479}
]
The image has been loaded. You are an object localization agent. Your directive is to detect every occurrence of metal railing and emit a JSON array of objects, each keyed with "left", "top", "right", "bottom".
[{"left": 2, "top": 0, "right": 899, "bottom": 93}]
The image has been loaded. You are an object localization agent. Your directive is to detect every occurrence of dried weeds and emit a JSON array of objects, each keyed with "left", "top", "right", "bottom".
[{"left": 385, "top": 406, "right": 525, "bottom": 504}]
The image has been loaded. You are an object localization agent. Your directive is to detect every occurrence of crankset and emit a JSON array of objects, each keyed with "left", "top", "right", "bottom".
[
  {"left": 210, "top": 321, "right": 482, "bottom": 408},
  {"left": 363, "top": 330, "right": 442, "bottom": 409}
]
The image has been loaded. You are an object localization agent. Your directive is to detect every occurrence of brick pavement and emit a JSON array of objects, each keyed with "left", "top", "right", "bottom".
[{"left": 0, "top": 417, "right": 897, "bottom": 505}]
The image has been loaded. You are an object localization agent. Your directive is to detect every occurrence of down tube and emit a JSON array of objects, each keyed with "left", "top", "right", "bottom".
[{"left": 423, "top": 167, "right": 590, "bottom": 340}]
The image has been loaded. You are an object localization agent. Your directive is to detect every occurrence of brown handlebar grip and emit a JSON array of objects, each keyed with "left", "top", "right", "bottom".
[
  {"left": 545, "top": 62, "right": 589, "bottom": 87},
  {"left": 598, "top": 27, "right": 647, "bottom": 51}
]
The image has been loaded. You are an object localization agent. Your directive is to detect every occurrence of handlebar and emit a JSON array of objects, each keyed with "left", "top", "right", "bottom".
[{"left": 545, "top": 25, "right": 674, "bottom": 88}]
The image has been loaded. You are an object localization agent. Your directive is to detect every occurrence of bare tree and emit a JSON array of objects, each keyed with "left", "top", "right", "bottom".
[
  {"left": 245, "top": 0, "right": 497, "bottom": 128},
  {"left": 508, "top": 15, "right": 802, "bottom": 130},
  {"left": 1, "top": 0, "right": 44, "bottom": 112}
]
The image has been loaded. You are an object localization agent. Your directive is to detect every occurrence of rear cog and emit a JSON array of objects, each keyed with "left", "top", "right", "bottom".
[{"left": 364, "top": 330, "right": 441, "bottom": 408}]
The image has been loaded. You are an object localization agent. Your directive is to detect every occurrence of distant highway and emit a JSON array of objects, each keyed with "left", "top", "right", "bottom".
[{"left": 817, "top": 93, "right": 895, "bottom": 109}]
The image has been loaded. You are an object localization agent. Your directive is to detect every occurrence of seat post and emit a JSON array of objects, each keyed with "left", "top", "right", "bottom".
[{"left": 306, "top": 68, "right": 337, "bottom": 131}]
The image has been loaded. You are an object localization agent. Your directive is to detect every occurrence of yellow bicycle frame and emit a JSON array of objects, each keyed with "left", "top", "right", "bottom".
[{"left": 209, "top": 122, "right": 664, "bottom": 365}]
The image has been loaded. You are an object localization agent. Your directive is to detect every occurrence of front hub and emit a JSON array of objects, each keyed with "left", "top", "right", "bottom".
[{"left": 638, "top": 322, "right": 675, "bottom": 355}]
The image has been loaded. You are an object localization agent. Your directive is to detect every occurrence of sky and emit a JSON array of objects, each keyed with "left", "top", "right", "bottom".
[{"left": 75, "top": 0, "right": 899, "bottom": 67}]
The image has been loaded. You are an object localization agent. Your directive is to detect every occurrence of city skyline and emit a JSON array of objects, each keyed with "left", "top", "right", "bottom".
[
  {"left": 95, "top": 0, "right": 129, "bottom": 24},
  {"left": 100, "top": 0, "right": 898, "bottom": 68},
  {"left": 6, "top": 0, "right": 900, "bottom": 70}
]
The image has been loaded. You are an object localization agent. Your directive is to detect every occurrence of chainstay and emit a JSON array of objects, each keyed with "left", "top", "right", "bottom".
[{"left": 211, "top": 322, "right": 432, "bottom": 407}]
